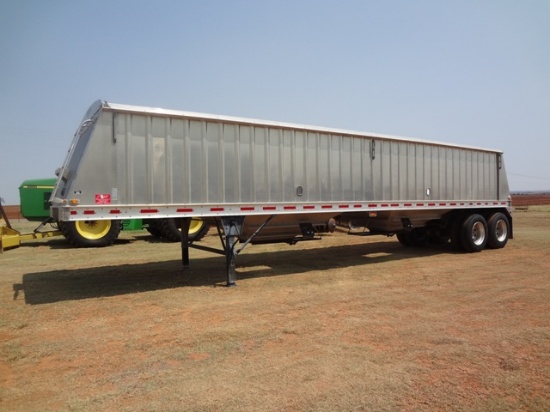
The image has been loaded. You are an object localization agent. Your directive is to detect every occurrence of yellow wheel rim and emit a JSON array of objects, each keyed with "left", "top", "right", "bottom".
[
  {"left": 75, "top": 220, "right": 112, "bottom": 240},
  {"left": 189, "top": 219, "right": 204, "bottom": 235}
]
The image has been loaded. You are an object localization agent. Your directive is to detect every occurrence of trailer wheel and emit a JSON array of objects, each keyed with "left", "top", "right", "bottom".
[
  {"left": 487, "top": 212, "right": 510, "bottom": 249},
  {"left": 158, "top": 218, "right": 210, "bottom": 242},
  {"left": 460, "top": 214, "right": 488, "bottom": 252},
  {"left": 449, "top": 215, "right": 465, "bottom": 251},
  {"left": 59, "top": 220, "right": 121, "bottom": 247}
]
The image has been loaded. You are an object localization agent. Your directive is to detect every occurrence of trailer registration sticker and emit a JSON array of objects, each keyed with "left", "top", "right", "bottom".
[{"left": 95, "top": 194, "right": 111, "bottom": 204}]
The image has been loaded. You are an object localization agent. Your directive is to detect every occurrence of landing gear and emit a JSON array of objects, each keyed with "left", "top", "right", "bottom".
[
  {"left": 219, "top": 217, "right": 244, "bottom": 287},
  {"left": 180, "top": 216, "right": 270, "bottom": 287}
]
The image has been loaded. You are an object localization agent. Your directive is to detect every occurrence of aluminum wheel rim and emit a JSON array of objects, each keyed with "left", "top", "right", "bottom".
[
  {"left": 471, "top": 221, "right": 486, "bottom": 246},
  {"left": 189, "top": 219, "right": 203, "bottom": 235},
  {"left": 495, "top": 219, "right": 508, "bottom": 242}
]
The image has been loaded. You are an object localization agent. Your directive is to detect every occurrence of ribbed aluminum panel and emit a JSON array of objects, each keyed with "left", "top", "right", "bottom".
[{"left": 50, "top": 101, "right": 510, "bottom": 217}]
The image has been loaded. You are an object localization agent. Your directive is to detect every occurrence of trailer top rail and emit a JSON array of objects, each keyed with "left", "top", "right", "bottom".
[{"left": 102, "top": 101, "right": 503, "bottom": 154}]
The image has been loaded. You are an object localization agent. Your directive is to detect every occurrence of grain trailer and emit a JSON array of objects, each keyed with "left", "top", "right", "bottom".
[{"left": 50, "top": 101, "right": 513, "bottom": 285}]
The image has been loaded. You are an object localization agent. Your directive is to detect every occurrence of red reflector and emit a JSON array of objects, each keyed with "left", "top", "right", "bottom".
[
  {"left": 83, "top": 210, "right": 95, "bottom": 215},
  {"left": 450, "top": 203, "right": 457, "bottom": 206},
  {"left": 391, "top": 203, "right": 399, "bottom": 207},
  {"left": 109, "top": 209, "right": 121, "bottom": 214},
  {"left": 177, "top": 208, "right": 193, "bottom": 213},
  {"left": 416, "top": 203, "right": 424, "bottom": 207},
  {"left": 303, "top": 205, "right": 315, "bottom": 210},
  {"left": 439, "top": 203, "right": 447, "bottom": 206},
  {"left": 428, "top": 203, "right": 436, "bottom": 207},
  {"left": 241, "top": 207, "right": 255, "bottom": 211},
  {"left": 284, "top": 206, "right": 296, "bottom": 210},
  {"left": 353, "top": 204, "right": 362, "bottom": 208},
  {"left": 404, "top": 203, "right": 412, "bottom": 207},
  {"left": 368, "top": 204, "right": 377, "bottom": 208},
  {"left": 339, "top": 205, "right": 349, "bottom": 209},
  {"left": 70, "top": 210, "right": 77, "bottom": 215},
  {"left": 140, "top": 209, "right": 158, "bottom": 214},
  {"left": 211, "top": 207, "right": 224, "bottom": 212},
  {"left": 263, "top": 206, "right": 276, "bottom": 211},
  {"left": 381, "top": 204, "right": 389, "bottom": 207},
  {"left": 321, "top": 205, "right": 333, "bottom": 209}
]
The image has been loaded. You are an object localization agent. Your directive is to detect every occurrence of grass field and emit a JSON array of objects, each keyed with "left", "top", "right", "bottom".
[{"left": 1, "top": 207, "right": 549, "bottom": 411}]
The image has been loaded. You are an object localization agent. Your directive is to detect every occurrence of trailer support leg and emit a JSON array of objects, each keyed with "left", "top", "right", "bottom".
[
  {"left": 220, "top": 216, "right": 244, "bottom": 287},
  {"left": 180, "top": 218, "right": 191, "bottom": 270}
]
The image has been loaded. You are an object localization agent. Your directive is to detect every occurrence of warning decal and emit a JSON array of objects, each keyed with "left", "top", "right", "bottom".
[{"left": 95, "top": 194, "right": 111, "bottom": 204}]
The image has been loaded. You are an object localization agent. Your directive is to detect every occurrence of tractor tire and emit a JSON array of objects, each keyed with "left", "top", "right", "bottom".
[
  {"left": 146, "top": 226, "right": 163, "bottom": 237},
  {"left": 158, "top": 218, "right": 210, "bottom": 242},
  {"left": 59, "top": 220, "right": 121, "bottom": 247}
]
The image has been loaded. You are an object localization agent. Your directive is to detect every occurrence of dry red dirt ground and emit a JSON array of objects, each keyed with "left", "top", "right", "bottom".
[
  {"left": 1, "top": 205, "right": 22, "bottom": 220},
  {"left": 1, "top": 207, "right": 549, "bottom": 411},
  {"left": 511, "top": 194, "right": 550, "bottom": 207}
]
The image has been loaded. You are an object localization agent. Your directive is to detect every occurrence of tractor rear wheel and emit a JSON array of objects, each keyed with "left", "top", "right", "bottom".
[
  {"left": 158, "top": 218, "right": 210, "bottom": 242},
  {"left": 59, "top": 220, "right": 121, "bottom": 247}
]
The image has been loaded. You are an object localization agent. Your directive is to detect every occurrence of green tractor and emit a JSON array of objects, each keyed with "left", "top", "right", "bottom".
[{"left": 18, "top": 178, "right": 209, "bottom": 247}]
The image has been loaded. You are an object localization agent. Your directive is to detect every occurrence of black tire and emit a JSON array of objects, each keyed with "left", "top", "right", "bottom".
[
  {"left": 460, "top": 214, "right": 488, "bottom": 253},
  {"left": 487, "top": 212, "right": 510, "bottom": 249},
  {"left": 158, "top": 218, "right": 210, "bottom": 242},
  {"left": 146, "top": 226, "right": 162, "bottom": 237},
  {"left": 449, "top": 215, "right": 465, "bottom": 251},
  {"left": 59, "top": 220, "right": 121, "bottom": 247}
]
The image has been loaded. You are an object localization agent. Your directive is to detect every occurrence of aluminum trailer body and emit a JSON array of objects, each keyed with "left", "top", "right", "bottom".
[{"left": 50, "top": 101, "right": 513, "bottom": 285}]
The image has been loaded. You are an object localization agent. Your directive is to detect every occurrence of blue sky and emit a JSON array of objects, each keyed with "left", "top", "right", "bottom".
[{"left": 1, "top": 0, "right": 549, "bottom": 204}]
